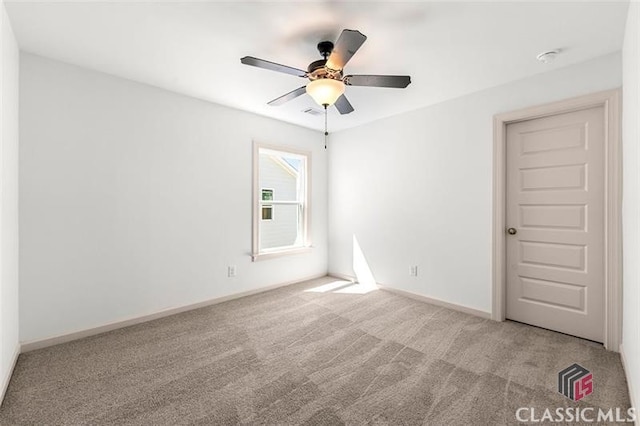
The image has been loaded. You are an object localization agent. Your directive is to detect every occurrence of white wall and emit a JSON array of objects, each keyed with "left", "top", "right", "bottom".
[
  {"left": 0, "top": 0, "right": 20, "bottom": 401},
  {"left": 19, "top": 53, "right": 327, "bottom": 343},
  {"left": 622, "top": 1, "right": 640, "bottom": 411},
  {"left": 328, "top": 53, "right": 621, "bottom": 314}
]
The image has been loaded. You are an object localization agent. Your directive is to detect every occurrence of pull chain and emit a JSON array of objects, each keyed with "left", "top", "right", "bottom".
[{"left": 323, "top": 104, "right": 328, "bottom": 149}]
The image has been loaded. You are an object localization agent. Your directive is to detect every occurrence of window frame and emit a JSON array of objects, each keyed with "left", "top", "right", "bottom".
[{"left": 252, "top": 142, "right": 312, "bottom": 261}]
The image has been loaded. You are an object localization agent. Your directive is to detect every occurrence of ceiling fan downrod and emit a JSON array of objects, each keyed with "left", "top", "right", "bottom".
[{"left": 317, "top": 41, "right": 334, "bottom": 60}]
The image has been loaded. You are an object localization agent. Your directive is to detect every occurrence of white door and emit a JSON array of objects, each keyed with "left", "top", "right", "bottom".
[{"left": 506, "top": 106, "right": 605, "bottom": 342}]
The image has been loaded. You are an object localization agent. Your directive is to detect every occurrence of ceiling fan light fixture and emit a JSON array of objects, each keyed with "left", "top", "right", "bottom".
[{"left": 306, "top": 79, "right": 345, "bottom": 107}]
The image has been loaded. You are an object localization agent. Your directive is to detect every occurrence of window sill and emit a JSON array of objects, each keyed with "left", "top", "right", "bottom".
[{"left": 251, "top": 246, "right": 313, "bottom": 262}]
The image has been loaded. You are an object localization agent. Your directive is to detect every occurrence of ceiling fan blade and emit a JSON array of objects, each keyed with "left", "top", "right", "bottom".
[
  {"left": 240, "top": 56, "right": 307, "bottom": 77},
  {"left": 326, "top": 29, "right": 367, "bottom": 71},
  {"left": 334, "top": 94, "right": 354, "bottom": 115},
  {"left": 267, "top": 86, "right": 307, "bottom": 106},
  {"left": 344, "top": 75, "right": 411, "bottom": 88}
]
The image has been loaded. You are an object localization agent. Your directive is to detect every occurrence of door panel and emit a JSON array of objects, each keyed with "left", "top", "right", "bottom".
[
  {"left": 519, "top": 277, "right": 585, "bottom": 311},
  {"left": 519, "top": 204, "right": 586, "bottom": 230},
  {"left": 520, "top": 164, "right": 586, "bottom": 191},
  {"left": 519, "top": 241, "right": 586, "bottom": 270},
  {"left": 506, "top": 106, "right": 605, "bottom": 342}
]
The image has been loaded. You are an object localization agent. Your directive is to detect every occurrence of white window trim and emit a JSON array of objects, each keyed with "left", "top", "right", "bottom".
[{"left": 252, "top": 142, "right": 312, "bottom": 261}]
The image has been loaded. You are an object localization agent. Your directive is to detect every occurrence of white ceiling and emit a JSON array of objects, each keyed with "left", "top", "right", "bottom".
[{"left": 5, "top": 0, "right": 629, "bottom": 132}]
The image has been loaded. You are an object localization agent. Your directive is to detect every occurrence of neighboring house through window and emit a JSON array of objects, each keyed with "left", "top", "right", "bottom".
[
  {"left": 252, "top": 143, "right": 310, "bottom": 260},
  {"left": 261, "top": 189, "right": 273, "bottom": 220}
]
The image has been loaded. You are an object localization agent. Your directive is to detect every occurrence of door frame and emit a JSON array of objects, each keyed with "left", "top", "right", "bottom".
[{"left": 491, "top": 89, "right": 622, "bottom": 351}]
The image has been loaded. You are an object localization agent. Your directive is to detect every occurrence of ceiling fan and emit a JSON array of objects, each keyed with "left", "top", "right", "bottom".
[{"left": 240, "top": 29, "right": 411, "bottom": 115}]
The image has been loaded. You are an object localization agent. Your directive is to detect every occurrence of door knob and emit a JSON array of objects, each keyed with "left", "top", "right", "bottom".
[{"left": 507, "top": 228, "right": 517, "bottom": 235}]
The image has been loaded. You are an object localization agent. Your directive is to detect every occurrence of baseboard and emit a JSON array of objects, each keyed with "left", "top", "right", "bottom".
[
  {"left": 327, "top": 272, "right": 357, "bottom": 283},
  {"left": 0, "top": 343, "right": 20, "bottom": 406},
  {"left": 619, "top": 344, "right": 638, "bottom": 425},
  {"left": 378, "top": 285, "right": 492, "bottom": 319},
  {"left": 328, "top": 272, "right": 491, "bottom": 320},
  {"left": 21, "top": 273, "right": 327, "bottom": 353}
]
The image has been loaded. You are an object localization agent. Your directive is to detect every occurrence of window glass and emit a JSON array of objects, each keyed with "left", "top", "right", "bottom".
[{"left": 253, "top": 146, "right": 310, "bottom": 258}]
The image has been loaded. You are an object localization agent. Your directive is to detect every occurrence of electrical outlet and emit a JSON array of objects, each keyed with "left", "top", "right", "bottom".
[
  {"left": 227, "top": 265, "right": 236, "bottom": 278},
  {"left": 410, "top": 266, "right": 418, "bottom": 277}
]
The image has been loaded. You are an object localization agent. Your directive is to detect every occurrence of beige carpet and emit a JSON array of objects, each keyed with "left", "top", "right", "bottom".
[{"left": 0, "top": 276, "right": 630, "bottom": 425}]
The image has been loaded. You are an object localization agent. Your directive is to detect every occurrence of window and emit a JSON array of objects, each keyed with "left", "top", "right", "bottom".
[
  {"left": 261, "top": 189, "right": 274, "bottom": 201},
  {"left": 253, "top": 144, "right": 310, "bottom": 260},
  {"left": 261, "top": 205, "right": 273, "bottom": 220},
  {"left": 261, "top": 189, "right": 273, "bottom": 220}
]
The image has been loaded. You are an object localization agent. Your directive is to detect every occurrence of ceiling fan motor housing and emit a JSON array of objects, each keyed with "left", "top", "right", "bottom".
[
  {"left": 307, "top": 59, "right": 327, "bottom": 75},
  {"left": 307, "top": 59, "right": 342, "bottom": 81},
  {"left": 306, "top": 41, "right": 344, "bottom": 81}
]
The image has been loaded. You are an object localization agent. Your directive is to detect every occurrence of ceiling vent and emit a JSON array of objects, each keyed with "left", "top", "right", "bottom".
[
  {"left": 302, "top": 107, "right": 323, "bottom": 116},
  {"left": 536, "top": 49, "right": 560, "bottom": 63}
]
